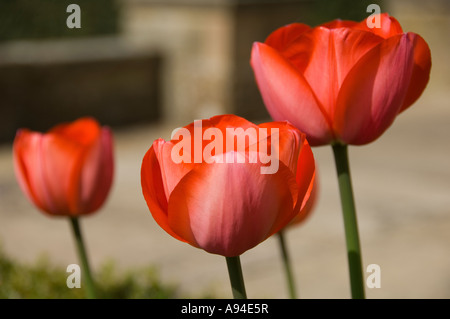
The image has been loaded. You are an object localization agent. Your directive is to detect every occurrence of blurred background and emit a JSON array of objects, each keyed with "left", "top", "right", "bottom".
[{"left": 0, "top": 0, "right": 449, "bottom": 298}]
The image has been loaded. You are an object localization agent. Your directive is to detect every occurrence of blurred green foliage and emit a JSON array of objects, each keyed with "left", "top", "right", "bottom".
[
  {"left": 0, "top": 0, "right": 119, "bottom": 42},
  {"left": 0, "top": 248, "right": 181, "bottom": 299}
]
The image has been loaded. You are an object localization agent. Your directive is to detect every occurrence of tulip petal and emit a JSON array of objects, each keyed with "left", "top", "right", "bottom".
[
  {"left": 357, "top": 13, "right": 403, "bottom": 38},
  {"left": 141, "top": 140, "right": 188, "bottom": 243},
  {"left": 257, "top": 121, "right": 303, "bottom": 175},
  {"left": 179, "top": 114, "right": 260, "bottom": 160},
  {"left": 295, "top": 137, "right": 316, "bottom": 213},
  {"left": 13, "top": 128, "right": 91, "bottom": 216},
  {"left": 251, "top": 42, "right": 332, "bottom": 146},
  {"left": 334, "top": 33, "right": 415, "bottom": 145},
  {"left": 400, "top": 33, "right": 431, "bottom": 112},
  {"left": 47, "top": 118, "right": 102, "bottom": 215},
  {"left": 321, "top": 19, "right": 359, "bottom": 29},
  {"left": 290, "top": 175, "right": 317, "bottom": 226},
  {"left": 265, "top": 23, "right": 312, "bottom": 68},
  {"left": 13, "top": 130, "right": 54, "bottom": 213},
  {"left": 49, "top": 117, "right": 101, "bottom": 147},
  {"left": 265, "top": 23, "right": 311, "bottom": 49},
  {"left": 251, "top": 121, "right": 315, "bottom": 213},
  {"left": 79, "top": 127, "right": 114, "bottom": 214},
  {"left": 41, "top": 133, "right": 91, "bottom": 215},
  {"left": 357, "top": 15, "right": 430, "bottom": 112},
  {"left": 167, "top": 152, "right": 299, "bottom": 256},
  {"left": 207, "top": 114, "right": 258, "bottom": 131},
  {"left": 181, "top": 114, "right": 258, "bottom": 139},
  {"left": 152, "top": 138, "right": 197, "bottom": 200},
  {"left": 296, "top": 27, "right": 383, "bottom": 118}
]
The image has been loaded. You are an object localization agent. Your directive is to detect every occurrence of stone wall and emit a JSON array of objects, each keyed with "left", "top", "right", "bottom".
[
  {"left": 1, "top": 0, "right": 444, "bottom": 142},
  {"left": 120, "top": 0, "right": 385, "bottom": 123},
  {"left": 0, "top": 38, "right": 161, "bottom": 142},
  {"left": 121, "top": 1, "right": 235, "bottom": 123}
]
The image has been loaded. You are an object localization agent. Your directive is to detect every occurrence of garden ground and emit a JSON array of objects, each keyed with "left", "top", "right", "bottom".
[{"left": 1, "top": 92, "right": 450, "bottom": 298}]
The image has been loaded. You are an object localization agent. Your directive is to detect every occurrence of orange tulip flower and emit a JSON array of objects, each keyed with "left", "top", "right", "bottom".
[
  {"left": 13, "top": 117, "right": 114, "bottom": 217},
  {"left": 251, "top": 13, "right": 431, "bottom": 146},
  {"left": 141, "top": 115, "right": 315, "bottom": 257}
]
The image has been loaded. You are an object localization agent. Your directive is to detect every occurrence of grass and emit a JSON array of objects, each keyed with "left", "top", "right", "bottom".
[{"left": 0, "top": 247, "right": 181, "bottom": 299}]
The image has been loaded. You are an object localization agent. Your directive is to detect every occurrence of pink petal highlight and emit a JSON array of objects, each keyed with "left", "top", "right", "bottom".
[{"left": 167, "top": 152, "right": 298, "bottom": 256}]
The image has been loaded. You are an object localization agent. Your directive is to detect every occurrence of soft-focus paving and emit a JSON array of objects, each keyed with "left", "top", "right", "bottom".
[
  {"left": 1, "top": 90, "right": 449, "bottom": 298},
  {"left": 0, "top": 0, "right": 449, "bottom": 298}
]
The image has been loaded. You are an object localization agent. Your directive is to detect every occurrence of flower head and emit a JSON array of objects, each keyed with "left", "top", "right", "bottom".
[
  {"left": 13, "top": 117, "right": 114, "bottom": 216},
  {"left": 251, "top": 13, "right": 431, "bottom": 146},
  {"left": 141, "top": 115, "right": 315, "bottom": 257}
]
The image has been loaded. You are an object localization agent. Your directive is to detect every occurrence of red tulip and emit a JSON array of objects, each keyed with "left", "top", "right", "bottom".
[
  {"left": 141, "top": 115, "right": 315, "bottom": 257},
  {"left": 13, "top": 117, "right": 114, "bottom": 217},
  {"left": 251, "top": 13, "right": 431, "bottom": 146}
]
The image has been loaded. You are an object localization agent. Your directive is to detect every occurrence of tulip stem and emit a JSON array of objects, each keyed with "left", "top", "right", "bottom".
[
  {"left": 225, "top": 256, "right": 247, "bottom": 299},
  {"left": 332, "top": 143, "right": 365, "bottom": 299},
  {"left": 69, "top": 217, "right": 97, "bottom": 299},
  {"left": 277, "top": 231, "right": 297, "bottom": 299}
]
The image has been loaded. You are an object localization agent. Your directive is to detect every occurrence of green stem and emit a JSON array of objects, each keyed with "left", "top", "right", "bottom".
[
  {"left": 277, "top": 231, "right": 297, "bottom": 299},
  {"left": 225, "top": 256, "right": 247, "bottom": 299},
  {"left": 69, "top": 217, "right": 97, "bottom": 299},
  {"left": 332, "top": 143, "right": 365, "bottom": 299}
]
